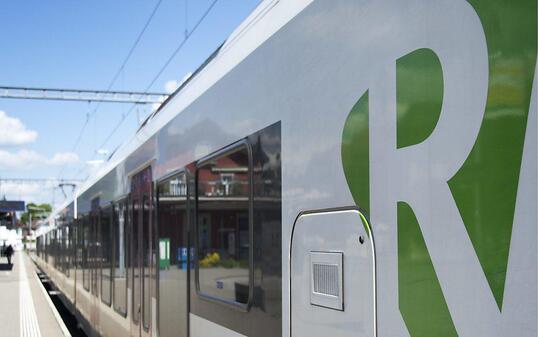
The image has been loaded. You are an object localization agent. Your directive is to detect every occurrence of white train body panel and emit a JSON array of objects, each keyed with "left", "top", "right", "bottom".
[{"left": 35, "top": 1, "right": 537, "bottom": 337}]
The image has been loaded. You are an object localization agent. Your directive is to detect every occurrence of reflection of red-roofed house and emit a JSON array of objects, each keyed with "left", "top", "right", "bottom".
[
  {"left": 198, "top": 149, "right": 249, "bottom": 198},
  {"left": 198, "top": 147, "right": 250, "bottom": 264}
]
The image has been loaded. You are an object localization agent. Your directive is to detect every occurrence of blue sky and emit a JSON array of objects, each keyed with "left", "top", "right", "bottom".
[{"left": 0, "top": 0, "right": 260, "bottom": 207}]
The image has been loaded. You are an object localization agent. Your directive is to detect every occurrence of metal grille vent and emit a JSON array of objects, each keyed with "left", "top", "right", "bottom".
[
  {"left": 312, "top": 263, "right": 339, "bottom": 297},
  {"left": 310, "top": 251, "right": 343, "bottom": 311}
]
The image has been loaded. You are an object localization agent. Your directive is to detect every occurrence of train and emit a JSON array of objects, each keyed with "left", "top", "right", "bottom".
[{"left": 34, "top": 1, "right": 537, "bottom": 337}]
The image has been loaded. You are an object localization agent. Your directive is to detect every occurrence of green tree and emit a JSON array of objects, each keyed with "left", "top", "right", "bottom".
[{"left": 20, "top": 203, "right": 52, "bottom": 224}]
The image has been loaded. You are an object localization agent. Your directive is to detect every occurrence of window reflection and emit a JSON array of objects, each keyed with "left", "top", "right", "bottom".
[
  {"left": 113, "top": 202, "right": 128, "bottom": 315},
  {"left": 82, "top": 217, "right": 90, "bottom": 291},
  {"left": 197, "top": 145, "right": 251, "bottom": 304},
  {"left": 132, "top": 199, "right": 140, "bottom": 323},
  {"left": 142, "top": 195, "right": 151, "bottom": 329},
  {"left": 101, "top": 206, "right": 112, "bottom": 305},
  {"left": 158, "top": 173, "right": 188, "bottom": 337}
]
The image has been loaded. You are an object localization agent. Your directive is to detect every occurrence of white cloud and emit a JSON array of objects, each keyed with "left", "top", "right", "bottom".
[
  {"left": 0, "top": 111, "right": 38, "bottom": 145},
  {"left": 49, "top": 152, "right": 79, "bottom": 165},
  {"left": 85, "top": 159, "right": 106, "bottom": 178},
  {"left": 96, "top": 148, "right": 109, "bottom": 156},
  {"left": 0, "top": 149, "right": 79, "bottom": 170},
  {"left": 164, "top": 80, "right": 179, "bottom": 94},
  {"left": 164, "top": 72, "right": 193, "bottom": 94},
  {"left": 0, "top": 149, "right": 42, "bottom": 169},
  {"left": 86, "top": 159, "right": 104, "bottom": 166},
  {"left": 0, "top": 180, "right": 73, "bottom": 208}
]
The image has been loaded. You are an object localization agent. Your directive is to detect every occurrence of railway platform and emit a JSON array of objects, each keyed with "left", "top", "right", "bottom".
[{"left": 0, "top": 251, "right": 71, "bottom": 337}]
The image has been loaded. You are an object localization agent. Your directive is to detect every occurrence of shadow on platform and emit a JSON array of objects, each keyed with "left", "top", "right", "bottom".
[{"left": 0, "top": 263, "right": 13, "bottom": 271}]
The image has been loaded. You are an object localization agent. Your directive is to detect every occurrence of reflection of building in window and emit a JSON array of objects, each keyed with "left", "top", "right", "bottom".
[
  {"left": 198, "top": 153, "right": 249, "bottom": 198},
  {"left": 157, "top": 173, "right": 189, "bottom": 337},
  {"left": 197, "top": 145, "right": 251, "bottom": 304},
  {"left": 169, "top": 177, "right": 187, "bottom": 196},
  {"left": 220, "top": 173, "right": 234, "bottom": 196}
]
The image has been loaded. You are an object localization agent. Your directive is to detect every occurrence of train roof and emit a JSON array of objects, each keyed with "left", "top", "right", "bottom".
[{"left": 47, "top": 0, "right": 312, "bottom": 223}]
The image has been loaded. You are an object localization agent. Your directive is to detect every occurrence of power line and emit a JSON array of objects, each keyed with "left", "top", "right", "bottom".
[
  {"left": 58, "top": 0, "right": 164, "bottom": 180},
  {"left": 57, "top": 102, "right": 91, "bottom": 180},
  {"left": 101, "top": 0, "right": 164, "bottom": 98},
  {"left": 97, "top": 0, "right": 219, "bottom": 154},
  {"left": 69, "top": 0, "right": 219, "bottom": 183},
  {"left": 147, "top": 0, "right": 218, "bottom": 91}
]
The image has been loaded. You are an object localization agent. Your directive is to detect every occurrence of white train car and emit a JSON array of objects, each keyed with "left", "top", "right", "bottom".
[{"left": 34, "top": 1, "right": 537, "bottom": 337}]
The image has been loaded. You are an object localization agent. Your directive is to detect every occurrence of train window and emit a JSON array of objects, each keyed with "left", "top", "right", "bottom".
[
  {"left": 55, "top": 229, "right": 59, "bottom": 269},
  {"left": 61, "top": 227, "right": 66, "bottom": 272},
  {"left": 101, "top": 205, "right": 113, "bottom": 306},
  {"left": 56, "top": 228, "right": 61, "bottom": 270},
  {"left": 36, "top": 236, "right": 40, "bottom": 257},
  {"left": 83, "top": 216, "right": 90, "bottom": 292},
  {"left": 196, "top": 143, "right": 252, "bottom": 306},
  {"left": 76, "top": 218, "right": 83, "bottom": 291},
  {"left": 113, "top": 201, "right": 128, "bottom": 316},
  {"left": 157, "top": 172, "right": 188, "bottom": 337},
  {"left": 132, "top": 198, "right": 141, "bottom": 323},
  {"left": 68, "top": 222, "right": 75, "bottom": 279},
  {"left": 49, "top": 232, "right": 53, "bottom": 266},
  {"left": 45, "top": 233, "right": 50, "bottom": 263},
  {"left": 142, "top": 195, "right": 152, "bottom": 330},
  {"left": 91, "top": 202, "right": 100, "bottom": 296},
  {"left": 51, "top": 230, "right": 56, "bottom": 268},
  {"left": 63, "top": 225, "right": 69, "bottom": 276}
]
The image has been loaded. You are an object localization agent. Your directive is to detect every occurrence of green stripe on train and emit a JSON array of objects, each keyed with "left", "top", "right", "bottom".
[
  {"left": 342, "top": 0, "right": 537, "bottom": 334},
  {"left": 449, "top": 0, "right": 537, "bottom": 310}
]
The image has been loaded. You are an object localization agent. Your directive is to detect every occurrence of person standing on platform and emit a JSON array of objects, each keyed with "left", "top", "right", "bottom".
[{"left": 4, "top": 244, "right": 14, "bottom": 265}]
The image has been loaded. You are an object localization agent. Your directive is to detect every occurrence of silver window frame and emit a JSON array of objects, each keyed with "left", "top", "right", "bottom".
[{"left": 194, "top": 140, "right": 254, "bottom": 311}]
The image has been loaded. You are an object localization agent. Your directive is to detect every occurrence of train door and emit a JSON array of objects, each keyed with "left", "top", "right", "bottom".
[
  {"left": 72, "top": 219, "right": 76, "bottom": 307},
  {"left": 290, "top": 209, "right": 376, "bottom": 337},
  {"left": 156, "top": 171, "right": 190, "bottom": 337},
  {"left": 130, "top": 166, "right": 155, "bottom": 337},
  {"left": 90, "top": 197, "right": 101, "bottom": 332}
]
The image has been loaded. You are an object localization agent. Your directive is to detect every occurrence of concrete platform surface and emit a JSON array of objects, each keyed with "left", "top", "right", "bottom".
[{"left": 0, "top": 251, "right": 70, "bottom": 337}]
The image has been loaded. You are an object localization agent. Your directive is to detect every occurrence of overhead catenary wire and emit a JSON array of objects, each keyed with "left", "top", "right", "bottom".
[
  {"left": 185, "top": 0, "right": 189, "bottom": 38},
  {"left": 102, "top": 0, "right": 164, "bottom": 97},
  {"left": 56, "top": 101, "right": 91, "bottom": 180},
  {"left": 92, "top": 0, "right": 219, "bottom": 159},
  {"left": 71, "top": 0, "right": 219, "bottom": 182},
  {"left": 57, "top": 0, "right": 164, "bottom": 180}
]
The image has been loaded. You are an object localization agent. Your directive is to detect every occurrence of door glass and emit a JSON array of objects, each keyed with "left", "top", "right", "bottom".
[
  {"left": 83, "top": 217, "right": 90, "bottom": 291},
  {"left": 113, "top": 202, "right": 128, "bottom": 315},
  {"left": 79, "top": 215, "right": 90, "bottom": 291},
  {"left": 130, "top": 166, "right": 152, "bottom": 328},
  {"left": 132, "top": 199, "right": 141, "bottom": 323},
  {"left": 142, "top": 195, "right": 151, "bottom": 329},
  {"left": 101, "top": 206, "right": 112, "bottom": 305},
  {"left": 196, "top": 145, "right": 251, "bottom": 304},
  {"left": 92, "top": 211, "right": 100, "bottom": 295},
  {"left": 158, "top": 173, "right": 188, "bottom": 337}
]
